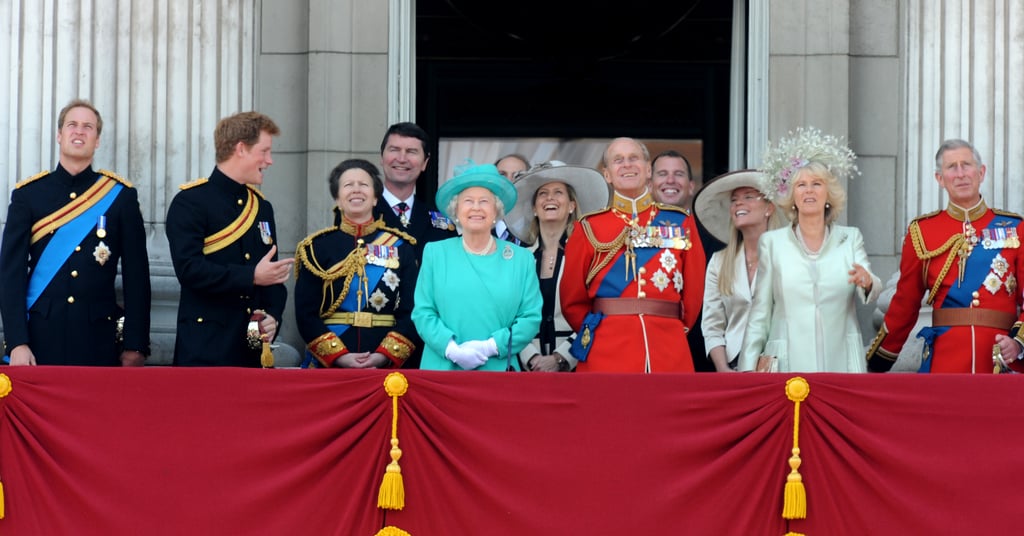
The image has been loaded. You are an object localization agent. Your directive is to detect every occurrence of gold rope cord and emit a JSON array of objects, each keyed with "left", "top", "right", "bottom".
[
  {"left": 909, "top": 221, "right": 967, "bottom": 304},
  {"left": 580, "top": 220, "right": 631, "bottom": 286}
]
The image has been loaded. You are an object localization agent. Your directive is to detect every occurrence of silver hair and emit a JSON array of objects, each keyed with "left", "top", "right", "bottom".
[{"left": 934, "top": 139, "right": 984, "bottom": 172}]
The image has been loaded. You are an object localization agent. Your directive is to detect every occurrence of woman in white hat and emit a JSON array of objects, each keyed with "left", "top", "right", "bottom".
[
  {"left": 693, "top": 170, "right": 786, "bottom": 371},
  {"left": 412, "top": 161, "right": 542, "bottom": 371},
  {"left": 505, "top": 161, "right": 610, "bottom": 372}
]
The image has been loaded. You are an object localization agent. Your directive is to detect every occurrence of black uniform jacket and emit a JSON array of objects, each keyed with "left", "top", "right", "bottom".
[
  {"left": 293, "top": 217, "right": 419, "bottom": 367},
  {"left": 0, "top": 164, "right": 151, "bottom": 365},
  {"left": 165, "top": 167, "right": 287, "bottom": 367}
]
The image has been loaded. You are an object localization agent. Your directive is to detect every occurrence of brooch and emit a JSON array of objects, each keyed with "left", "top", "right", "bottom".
[{"left": 93, "top": 241, "right": 111, "bottom": 266}]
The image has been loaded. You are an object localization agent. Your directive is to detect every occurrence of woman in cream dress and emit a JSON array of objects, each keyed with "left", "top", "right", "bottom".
[
  {"left": 694, "top": 170, "right": 786, "bottom": 371},
  {"left": 740, "top": 129, "right": 881, "bottom": 373}
]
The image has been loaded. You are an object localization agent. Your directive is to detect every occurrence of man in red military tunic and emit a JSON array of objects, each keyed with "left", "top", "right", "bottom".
[
  {"left": 560, "top": 138, "right": 705, "bottom": 372},
  {"left": 867, "top": 139, "right": 1024, "bottom": 373}
]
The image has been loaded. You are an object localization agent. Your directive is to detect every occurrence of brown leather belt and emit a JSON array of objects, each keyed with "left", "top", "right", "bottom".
[
  {"left": 593, "top": 298, "right": 681, "bottom": 319},
  {"left": 931, "top": 308, "right": 1016, "bottom": 330}
]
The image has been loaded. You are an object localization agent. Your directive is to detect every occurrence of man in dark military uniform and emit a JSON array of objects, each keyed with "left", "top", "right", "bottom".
[
  {"left": 165, "top": 112, "right": 294, "bottom": 367},
  {"left": 374, "top": 122, "right": 457, "bottom": 263},
  {"left": 0, "top": 99, "right": 151, "bottom": 366}
]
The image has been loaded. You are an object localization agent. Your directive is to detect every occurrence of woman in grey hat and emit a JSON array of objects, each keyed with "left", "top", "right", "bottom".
[
  {"left": 693, "top": 170, "right": 785, "bottom": 371},
  {"left": 505, "top": 161, "right": 610, "bottom": 372}
]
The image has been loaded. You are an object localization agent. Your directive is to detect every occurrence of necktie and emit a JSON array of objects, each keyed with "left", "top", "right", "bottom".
[{"left": 395, "top": 202, "right": 409, "bottom": 226}]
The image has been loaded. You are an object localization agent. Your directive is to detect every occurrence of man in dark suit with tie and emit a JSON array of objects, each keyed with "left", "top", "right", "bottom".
[{"left": 375, "top": 122, "right": 457, "bottom": 263}]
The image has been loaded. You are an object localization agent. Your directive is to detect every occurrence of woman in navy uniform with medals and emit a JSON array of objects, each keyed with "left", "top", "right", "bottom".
[{"left": 294, "top": 159, "right": 419, "bottom": 368}]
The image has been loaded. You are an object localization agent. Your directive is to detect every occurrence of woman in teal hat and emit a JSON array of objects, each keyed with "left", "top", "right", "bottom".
[{"left": 412, "top": 161, "right": 542, "bottom": 370}]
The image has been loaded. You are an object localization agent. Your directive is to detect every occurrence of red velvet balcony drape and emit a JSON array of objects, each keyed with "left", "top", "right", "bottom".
[{"left": 0, "top": 368, "right": 1021, "bottom": 535}]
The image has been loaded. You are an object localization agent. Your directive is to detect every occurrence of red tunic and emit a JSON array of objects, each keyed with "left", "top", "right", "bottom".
[
  {"left": 868, "top": 201, "right": 1024, "bottom": 373},
  {"left": 560, "top": 191, "right": 705, "bottom": 372}
]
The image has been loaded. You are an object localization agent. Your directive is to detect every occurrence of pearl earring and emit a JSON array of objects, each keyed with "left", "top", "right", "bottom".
[
  {"left": 825, "top": 202, "right": 831, "bottom": 209},
  {"left": 792, "top": 205, "right": 797, "bottom": 210}
]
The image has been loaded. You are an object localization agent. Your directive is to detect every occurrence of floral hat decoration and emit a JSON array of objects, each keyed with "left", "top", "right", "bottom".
[{"left": 758, "top": 126, "right": 860, "bottom": 202}]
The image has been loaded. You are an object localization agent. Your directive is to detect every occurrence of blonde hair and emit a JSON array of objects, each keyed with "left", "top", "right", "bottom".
[
  {"left": 776, "top": 161, "right": 846, "bottom": 225},
  {"left": 717, "top": 198, "right": 786, "bottom": 296}
]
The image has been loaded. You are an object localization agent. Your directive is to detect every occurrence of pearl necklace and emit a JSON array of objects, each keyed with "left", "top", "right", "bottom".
[{"left": 462, "top": 236, "right": 495, "bottom": 256}]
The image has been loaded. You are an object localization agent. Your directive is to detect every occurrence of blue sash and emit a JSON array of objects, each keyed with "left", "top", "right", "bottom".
[
  {"left": 916, "top": 214, "right": 1015, "bottom": 372},
  {"left": 300, "top": 235, "right": 398, "bottom": 368},
  {"left": 27, "top": 182, "right": 123, "bottom": 311}
]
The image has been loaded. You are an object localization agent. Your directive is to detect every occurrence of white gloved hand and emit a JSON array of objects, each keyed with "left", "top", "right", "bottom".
[
  {"left": 460, "top": 338, "right": 499, "bottom": 357},
  {"left": 445, "top": 340, "right": 489, "bottom": 370}
]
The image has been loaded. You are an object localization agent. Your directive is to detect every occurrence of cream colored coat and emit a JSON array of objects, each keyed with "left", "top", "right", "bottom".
[
  {"left": 701, "top": 248, "right": 757, "bottom": 367},
  {"left": 740, "top": 224, "right": 881, "bottom": 373}
]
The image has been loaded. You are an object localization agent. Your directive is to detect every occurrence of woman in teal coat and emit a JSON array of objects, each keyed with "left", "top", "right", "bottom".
[{"left": 412, "top": 161, "right": 542, "bottom": 371}]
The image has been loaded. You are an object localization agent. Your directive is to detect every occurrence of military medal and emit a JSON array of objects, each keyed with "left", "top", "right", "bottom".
[
  {"left": 1008, "top": 228, "right": 1020, "bottom": 248},
  {"left": 93, "top": 241, "right": 111, "bottom": 265},
  {"left": 982, "top": 228, "right": 993, "bottom": 249},
  {"left": 96, "top": 215, "right": 107, "bottom": 238},
  {"left": 258, "top": 221, "right": 273, "bottom": 245}
]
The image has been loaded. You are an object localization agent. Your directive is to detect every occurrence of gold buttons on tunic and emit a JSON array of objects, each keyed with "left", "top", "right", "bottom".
[
  {"left": 638, "top": 291, "right": 647, "bottom": 299},
  {"left": 971, "top": 291, "right": 980, "bottom": 298},
  {"left": 638, "top": 267, "right": 647, "bottom": 275},
  {"left": 244, "top": 253, "right": 251, "bottom": 260},
  {"left": 71, "top": 270, "right": 78, "bottom": 278},
  {"left": 197, "top": 318, "right": 204, "bottom": 323},
  {"left": 638, "top": 279, "right": 646, "bottom": 286},
  {"left": 67, "top": 296, "right": 75, "bottom": 304},
  {"left": 972, "top": 299, "right": 981, "bottom": 307},
  {"left": 75, "top": 246, "right": 81, "bottom": 252},
  {"left": 237, "top": 199, "right": 244, "bottom": 206},
  {"left": 69, "top": 192, "right": 77, "bottom": 199}
]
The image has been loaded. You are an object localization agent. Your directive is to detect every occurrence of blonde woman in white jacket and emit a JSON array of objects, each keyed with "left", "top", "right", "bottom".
[{"left": 694, "top": 170, "right": 786, "bottom": 371}]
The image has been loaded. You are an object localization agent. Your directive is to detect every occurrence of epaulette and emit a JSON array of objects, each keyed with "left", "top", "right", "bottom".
[
  {"left": 379, "top": 224, "right": 418, "bottom": 245},
  {"left": 992, "top": 208, "right": 1023, "bottom": 221},
  {"left": 179, "top": 178, "right": 208, "bottom": 190},
  {"left": 910, "top": 208, "right": 942, "bottom": 224},
  {"left": 99, "top": 169, "right": 134, "bottom": 187},
  {"left": 655, "top": 203, "right": 690, "bottom": 215},
  {"left": 579, "top": 206, "right": 612, "bottom": 220},
  {"left": 296, "top": 226, "right": 339, "bottom": 250},
  {"left": 14, "top": 170, "right": 49, "bottom": 189},
  {"left": 246, "top": 185, "right": 266, "bottom": 200}
]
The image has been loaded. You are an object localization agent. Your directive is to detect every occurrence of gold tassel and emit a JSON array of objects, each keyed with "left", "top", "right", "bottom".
[
  {"left": 375, "top": 527, "right": 411, "bottom": 536},
  {"left": 260, "top": 340, "right": 274, "bottom": 368},
  {"left": 784, "top": 533, "right": 806, "bottom": 536},
  {"left": 378, "top": 372, "right": 408, "bottom": 510},
  {"left": 783, "top": 377, "right": 809, "bottom": 520},
  {"left": 0, "top": 373, "right": 12, "bottom": 519}
]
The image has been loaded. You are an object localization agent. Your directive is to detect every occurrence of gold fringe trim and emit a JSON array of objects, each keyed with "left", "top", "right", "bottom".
[
  {"left": 783, "top": 377, "right": 809, "bottom": 520},
  {"left": 375, "top": 527, "right": 411, "bottom": 536},
  {"left": 378, "top": 372, "right": 408, "bottom": 510},
  {"left": 0, "top": 373, "right": 11, "bottom": 518}
]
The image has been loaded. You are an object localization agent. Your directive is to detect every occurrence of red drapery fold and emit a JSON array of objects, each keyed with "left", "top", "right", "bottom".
[{"left": 0, "top": 368, "right": 1021, "bottom": 535}]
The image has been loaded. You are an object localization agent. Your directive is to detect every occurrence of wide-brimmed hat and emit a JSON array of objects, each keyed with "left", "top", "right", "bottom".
[
  {"left": 505, "top": 161, "right": 610, "bottom": 245},
  {"left": 692, "top": 169, "right": 770, "bottom": 244},
  {"left": 435, "top": 161, "right": 518, "bottom": 220}
]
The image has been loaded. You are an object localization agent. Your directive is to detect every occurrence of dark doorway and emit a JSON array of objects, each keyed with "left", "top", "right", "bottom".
[{"left": 416, "top": 0, "right": 736, "bottom": 188}]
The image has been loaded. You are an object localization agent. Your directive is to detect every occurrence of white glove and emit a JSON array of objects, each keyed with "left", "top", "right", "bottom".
[
  {"left": 460, "top": 338, "right": 499, "bottom": 358},
  {"left": 445, "top": 340, "right": 488, "bottom": 370}
]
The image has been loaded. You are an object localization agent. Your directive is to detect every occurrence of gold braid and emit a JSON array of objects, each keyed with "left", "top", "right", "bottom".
[
  {"left": 294, "top": 228, "right": 370, "bottom": 318},
  {"left": 908, "top": 220, "right": 967, "bottom": 304},
  {"left": 581, "top": 220, "right": 631, "bottom": 286}
]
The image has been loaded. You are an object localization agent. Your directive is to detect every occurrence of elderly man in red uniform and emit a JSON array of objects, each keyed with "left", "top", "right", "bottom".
[
  {"left": 560, "top": 138, "right": 705, "bottom": 372},
  {"left": 867, "top": 139, "right": 1024, "bottom": 373}
]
